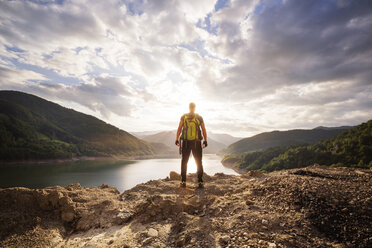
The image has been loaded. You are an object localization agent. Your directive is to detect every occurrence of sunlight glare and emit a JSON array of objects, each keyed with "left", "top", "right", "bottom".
[
  {"left": 171, "top": 82, "right": 211, "bottom": 122},
  {"left": 187, "top": 154, "right": 198, "bottom": 174}
]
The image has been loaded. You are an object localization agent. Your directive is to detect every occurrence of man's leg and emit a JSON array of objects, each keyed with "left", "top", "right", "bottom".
[
  {"left": 192, "top": 141, "right": 204, "bottom": 184},
  {"left": 181, "top": 141, "right": 191, "bottom": 184}
]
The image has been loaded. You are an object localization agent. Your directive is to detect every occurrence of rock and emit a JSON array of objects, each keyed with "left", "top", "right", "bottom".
[
  {"left": 169, "top": 171, "right": 180, "bottom": 181},
  {"left": 48, "top": 191, "right": 65, "bottom": 208},
  {"left": 100, "top": 184, "right": 110, "bottom": 188},
  {"left": 65, "top": 183, "right": 81, "bottom": 191},
  {"left": 115, "top": 211, "right": 132, "bottom": 224},
  {"left": 242, "top": 170, "right": 264, "bottom": 178},
  {"left": 59, "top": 195, "right": 73, "bottom": 207},
  {"left": 142, "top": 237, "right": 153, "bottom": 245},
  {"left": 99, "top": 184, "right": 120, "bottom": 194},
  {"left": 148, "top": 228, "right": 158, "bottom": 237},
  {"left": 0, "top": 166, "right": 370, "bottom": 247},
  {"left": 176, "top": 236, "right": 185, "bottom": 247},
  {"left": 61, "top": 210, "right": 75, "bottom": 222},
  {"left": 35, "top": 189, "right": 64, "bottom": 210},
  {"left": 219, "top": 235, "right": 230, "bottom": 245},
  {"left": 59, "top": 196, "right": 76, "bottom": 222}
]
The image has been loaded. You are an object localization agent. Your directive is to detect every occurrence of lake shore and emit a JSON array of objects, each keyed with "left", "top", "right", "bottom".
[{"left": 220, "top": 158, "right": 246, "bottom": 174}]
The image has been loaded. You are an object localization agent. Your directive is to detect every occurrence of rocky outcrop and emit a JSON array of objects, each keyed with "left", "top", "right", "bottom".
[{"left": 0, "top": 166, "right": 371, "bottom": 247}]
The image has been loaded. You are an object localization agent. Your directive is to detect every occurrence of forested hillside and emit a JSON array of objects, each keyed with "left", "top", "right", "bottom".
[
  {"left": 223, "top": 127, "right": 350, "bottom": 154},
  {"left": 0, "top": 91, "right": 153, "bottom": 160},
  {"left": 222, "top": 120, "right": 372, "bottom": 172}
]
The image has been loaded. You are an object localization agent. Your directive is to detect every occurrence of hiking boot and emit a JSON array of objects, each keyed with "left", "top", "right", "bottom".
[{"left": 180, "top": 181, "right": 186, "bottom": 188}]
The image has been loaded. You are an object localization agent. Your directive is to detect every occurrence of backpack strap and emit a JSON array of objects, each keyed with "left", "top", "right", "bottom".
[
  {"left": 194, "top": 114, "right": 200, "bottom": 126},
  {"left": 195, "top": 114, "right": 201, "bottom": 140},
  {"left": 183, "top": 114, "right": 188, "bottom": 140}
]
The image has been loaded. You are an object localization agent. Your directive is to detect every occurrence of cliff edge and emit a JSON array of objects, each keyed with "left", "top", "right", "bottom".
[{"left": 0, "top": 166, "right": 371, "bottom": 247}]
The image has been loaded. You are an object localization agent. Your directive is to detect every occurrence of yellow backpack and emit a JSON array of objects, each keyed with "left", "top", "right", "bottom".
[{"left": 182, "top": 113, "right": 202, "bottom": 141}]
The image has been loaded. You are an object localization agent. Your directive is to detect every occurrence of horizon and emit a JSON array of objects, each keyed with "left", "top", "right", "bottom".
[
  {"left": 0, "top": 88, "right": 360, "bottom": 139},
  {"left": 0, "top": 0, "right": 371, "bottom": 137},
  {"left": 129, "top": 124, "right": 355, "bottom": 139}
]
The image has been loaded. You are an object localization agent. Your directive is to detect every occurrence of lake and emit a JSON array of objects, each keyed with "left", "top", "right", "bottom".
[{"left": 0, "top": 154, "right": 238, "bottom": 192}]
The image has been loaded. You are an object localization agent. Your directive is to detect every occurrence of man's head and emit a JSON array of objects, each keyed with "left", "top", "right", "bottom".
[{"left": 189, "top": 102, "right": 196, "bottom": 113}]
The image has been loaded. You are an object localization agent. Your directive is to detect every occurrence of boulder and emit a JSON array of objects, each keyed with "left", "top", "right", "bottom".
[
  {"left": 65, "top": 183, "right": 81, "bottom": 191},
  {"left": 169, "top": 171, "right": 180, "bottom": 181},
  {"left": 148, "top": 228, "right": 158, "bottom": 237},
  {"left": 219, "top": 235, "right": 229, "bottom": 245},
  {"left": 59, "top": 196, "right": 76, "bottom": 223},
  {"left": 241, "top": 170, "right": 264, "bottom": 178},
  {"left": 61, "top": 210, "right": 75, "bottom": 222},
  {"left": 34, "top": 189, "right": 65, "bottom": 210}
]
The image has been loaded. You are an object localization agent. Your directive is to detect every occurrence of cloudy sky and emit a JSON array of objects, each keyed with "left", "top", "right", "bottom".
[{"left": 0, "top": 0, "right": 371, "bottom": 137}]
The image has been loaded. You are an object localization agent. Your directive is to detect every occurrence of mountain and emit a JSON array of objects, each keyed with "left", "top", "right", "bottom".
[
  {"left": 222, "top": 120, "right": 372, "bottom": 172},
  {"left": 222, "top": 127, "right": 352, "bottom": 155},
  {"left": 147, "top": 142, "right": 174, "bottom": 156},
  {"left": 1, "top": 166, "right": 371, "bottom": 247},
  {"left": 208, "top": 131, "right": 241, "bottom": 146},
  {"left": 130, "top": 130, "right": 161, "bottom": 138},
  {"left": 141, "top": 130, "right": 226, "bottom": 154},
  {"left": 314, "top": 126, "right": 352, "bottom": 130},
  {"left": 0, "top": 90, "right": 153, "bottom": 160}
]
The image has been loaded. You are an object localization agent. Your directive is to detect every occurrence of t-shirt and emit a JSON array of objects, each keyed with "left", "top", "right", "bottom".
[{"left": 180, "top": 113, "right": 204, "bottom": 124}]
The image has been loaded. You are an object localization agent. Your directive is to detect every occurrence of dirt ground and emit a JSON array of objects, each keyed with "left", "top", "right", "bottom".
[{"left": 0, "top": 165, "right": 371, "bottom": 247}]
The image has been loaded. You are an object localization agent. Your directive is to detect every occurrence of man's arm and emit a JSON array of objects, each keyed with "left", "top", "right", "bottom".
[
  {"left": 201, "top": 122, "right": 207, "bottom": 142},
  {"left": 175, "top": 119, "right": 183, "bottom": 146}
]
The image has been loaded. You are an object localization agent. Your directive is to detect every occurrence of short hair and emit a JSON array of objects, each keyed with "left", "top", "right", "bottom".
[{"left": 189, "top": 102, "right": 196, "bottom": 108}]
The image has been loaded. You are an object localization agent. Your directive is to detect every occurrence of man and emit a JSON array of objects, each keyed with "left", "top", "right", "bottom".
[{"left": 175, "top": 102, "right": 208, "bottom": 188}]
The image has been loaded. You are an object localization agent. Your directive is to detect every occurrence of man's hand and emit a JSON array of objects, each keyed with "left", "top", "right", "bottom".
[
  {"left": 175, "top": 140, "right": 180, "bottom": 146},
  {"left": 203, "top": 140, "right": 208, "bottom": 148}
]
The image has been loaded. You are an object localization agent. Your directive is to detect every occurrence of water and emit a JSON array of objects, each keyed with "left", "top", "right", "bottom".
[{"left": 0, "top": 155, "right": 238, "bottom": 192}]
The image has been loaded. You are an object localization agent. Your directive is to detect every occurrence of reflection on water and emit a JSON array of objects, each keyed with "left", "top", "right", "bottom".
[{"left": 0, "top": 154, "right": 238, "bottom": 192}]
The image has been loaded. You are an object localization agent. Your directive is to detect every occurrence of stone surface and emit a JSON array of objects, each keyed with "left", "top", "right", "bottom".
[
  {"left": 169, "top": 171, "right": 180, "bottom": 181},
  {"left": 147, "top": 228, "right": 158, "bottom": 237},
  {"left": 0, "top": 166, "right": 371, "bottom": 248}
]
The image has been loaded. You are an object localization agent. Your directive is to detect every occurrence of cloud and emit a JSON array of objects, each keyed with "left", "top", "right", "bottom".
[
  {"left": 0, "top": 61, "right": 141, "bottom": 118},
  {"left": 197, "top": 0, "right": 372, "bottom": 130},
  {"left": 0, "top": 0, "right": 371, "bottom": 136},
  {"left": 203, "top": 0, "right": 372, "bottom": 96},
  {"left": 0, "top": 65, "right": 47, "bottom": 85}
]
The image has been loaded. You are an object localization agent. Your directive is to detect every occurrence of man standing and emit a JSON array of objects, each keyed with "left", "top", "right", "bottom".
[{"left": 175, "top": 102, "right": 208, "bottom": 188}]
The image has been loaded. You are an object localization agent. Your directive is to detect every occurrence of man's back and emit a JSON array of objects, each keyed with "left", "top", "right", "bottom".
[{"left": 175, "top": 103, "right": 208, "bottom": 188}]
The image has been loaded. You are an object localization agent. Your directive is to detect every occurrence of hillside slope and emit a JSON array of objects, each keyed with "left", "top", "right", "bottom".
[
  {"left": 223, "top": 127, "right": 351, "bottom": 155},
  {"left": 0, "top": 166, "right": 370, "bottom": 247},
  {"left": 223, "top": 120, "right": 372, "bottom": 172},
  {"left": 0, "top": 90, "right": 153, "bottom": 160},
  {"left": 207, "top": 132, "right": 241, "bottom": 146}
]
